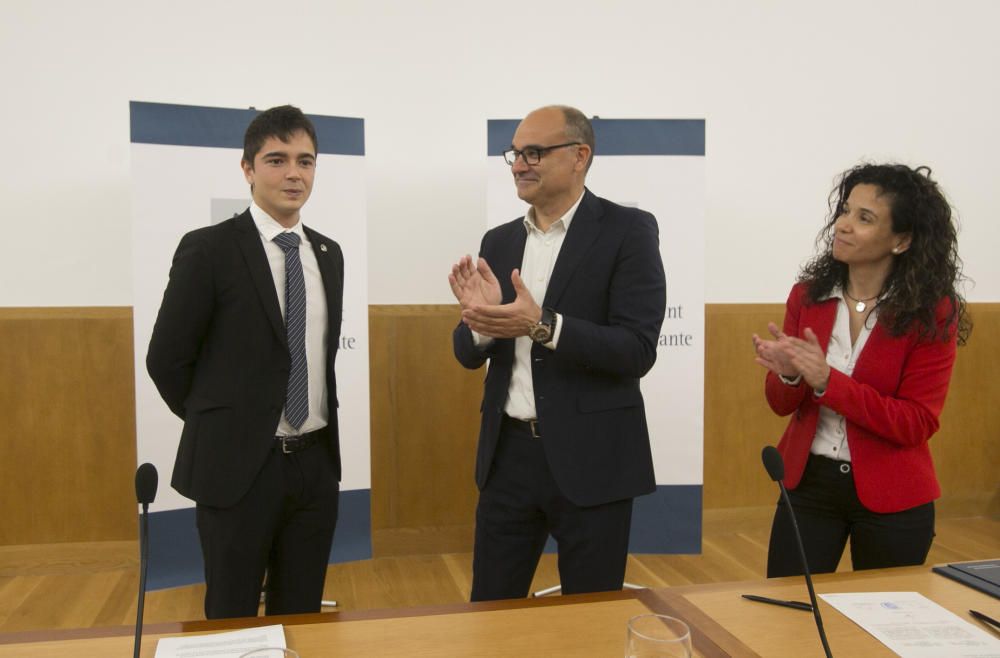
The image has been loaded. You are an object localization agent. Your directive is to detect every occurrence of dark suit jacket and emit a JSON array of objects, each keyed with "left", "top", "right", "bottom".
[
  {"left": 147, "top": 210, "right": 343, "bottom": 508},
  {"left": 453, "top": 189, "right": 666, "bottom": 508},
  {"left": 765, "top": 283, "right": 958, "bottom": 513}
]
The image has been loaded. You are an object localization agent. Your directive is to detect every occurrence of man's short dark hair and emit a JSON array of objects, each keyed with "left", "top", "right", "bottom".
[
  {"left": 242, "top": 105, "right": 318, "bottom": 166},
  {"left": 557, "top": 105, "right": 595, "bottom": 171}
]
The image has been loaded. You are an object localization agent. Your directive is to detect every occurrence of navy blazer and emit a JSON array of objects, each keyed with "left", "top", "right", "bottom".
[
  {"left": 453, "top": 189, "right": 666, "bottom": 507},
  {"left": 147, "top": 210, "right": 343, "bottom": 508}
]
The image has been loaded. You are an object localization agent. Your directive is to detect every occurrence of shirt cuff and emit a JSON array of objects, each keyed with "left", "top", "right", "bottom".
[
  {"left": 471, "top": 330, "right": 494, "bottom": 350},
  {"left": 778, "top": 373, "right": 802, "bottom": 386},
  {"left": 544, "top": 313, "right": 563, "bottom": 350}
]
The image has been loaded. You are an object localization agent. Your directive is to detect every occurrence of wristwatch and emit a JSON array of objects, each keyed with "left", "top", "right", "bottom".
[{"left": 528, "top": 307, "right": 557, "bottom": 344}]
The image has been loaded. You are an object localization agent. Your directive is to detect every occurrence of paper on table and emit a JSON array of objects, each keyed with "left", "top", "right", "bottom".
[
  {"left": 820, "top": 592, "right": 1000, "bottom": 658},
  {"left": 153, "top": 623, "right": 287, "bottom": 658}
]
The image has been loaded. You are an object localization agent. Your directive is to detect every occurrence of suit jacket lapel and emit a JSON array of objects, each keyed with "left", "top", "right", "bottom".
[
  {"left": 303, "top": 226, "right": 342, "bottom": 326},
  {"left": 490, "top": 221, "right": 527, "bottom": 304},
  {"left": 234, "top": 211, "right": 286, "bottom": 345},
  {"left": 542, "top": 188, "right": 603, "bottom": 307}
]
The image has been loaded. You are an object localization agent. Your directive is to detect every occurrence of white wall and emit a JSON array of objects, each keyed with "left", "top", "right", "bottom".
[{"left": 1, "top": 0, "right": 996, "bottom": 306}]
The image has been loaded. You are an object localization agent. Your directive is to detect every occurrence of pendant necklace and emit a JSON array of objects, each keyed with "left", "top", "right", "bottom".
[{"left": 844, "top": 289, "right": 880, "bottom": 313}]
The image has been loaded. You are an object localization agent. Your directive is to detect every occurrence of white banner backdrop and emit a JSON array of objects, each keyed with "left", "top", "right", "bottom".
[
  {"left": 486, "top": 119, "right": 705, "bottom": 551},
  {"left": 130, "top": 102, "right": 370, "bottom": 585}
]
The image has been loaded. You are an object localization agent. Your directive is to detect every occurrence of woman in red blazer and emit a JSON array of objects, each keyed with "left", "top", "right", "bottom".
[{"left": 752, "top": 163, "right": 971, "bottom": 577}]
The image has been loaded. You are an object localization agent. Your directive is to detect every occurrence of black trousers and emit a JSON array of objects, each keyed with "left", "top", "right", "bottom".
[
  {"left": 470, "top": 416, "right": 634, "bottom": 601},
  {"left": 767, "top": 453, "right": 935, "bottom": 578},
  {"left": 196, "top": 431, "right": 339, "bottom": 619}
]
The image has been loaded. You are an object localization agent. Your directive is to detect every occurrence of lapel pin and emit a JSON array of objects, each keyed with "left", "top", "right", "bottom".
[{"left": 320, "top": 244, "right": 328, "bottom": 252}]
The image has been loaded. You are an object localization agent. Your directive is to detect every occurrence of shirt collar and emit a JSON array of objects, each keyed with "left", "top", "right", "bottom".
[
  {"left": 249, "top": 201, "right": 306, "bottom": 242},
  {"left": 523, "top": 190, "right": 585, "bottom": 235},
  {"left": 821, "top": 284, "right": 843, "bottom": 302}
]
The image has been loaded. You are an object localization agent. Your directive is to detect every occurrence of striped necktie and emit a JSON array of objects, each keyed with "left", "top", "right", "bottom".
[{"left": 273, "top": 232, "right": 308, "bottom": 430}]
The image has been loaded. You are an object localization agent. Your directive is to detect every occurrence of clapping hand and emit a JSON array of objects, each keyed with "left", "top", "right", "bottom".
[
  {"left": 753, "top": 322, "right": 799, "bottom": 378},
  {"left": 783, "top": 328, "right": 831, "bottom": 392},
  {"left": 460, "top": 269, "right": 542, "bottom": 339},
  {"left": 753, "top": 323, "right": 831, "bottom": 392},
  {"left": 449, "top": 255, "right": 502, "bottom": 309}
]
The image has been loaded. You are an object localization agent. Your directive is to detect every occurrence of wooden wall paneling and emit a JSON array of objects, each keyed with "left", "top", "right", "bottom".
[
  {"left": 931, "top": 303, "right": 1000, "bottom": 516},
  {"left": 702, "top": 304, "right": 789, "bottom": 509},
  {"left": 0, "top": 308, "right": 136, "bottom": 545},
  {"left": 368, "top": 306, "right": 482, "bottom": 556},
  {"left": 1, "top": 302, "right": 995, "bottom": 554}
]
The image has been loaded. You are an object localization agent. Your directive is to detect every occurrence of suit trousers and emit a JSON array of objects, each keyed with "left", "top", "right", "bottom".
[
  {"left": 766, "top": 453, "right": 935, "bottom": 578},
  {"left": 471, "top": 416, "right": 633, "bottom": 601},
  {"left": 196, "top": 429, "right": 339, "bottom": 619}
]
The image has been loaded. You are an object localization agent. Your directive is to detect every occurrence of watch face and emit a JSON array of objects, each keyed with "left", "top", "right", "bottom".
[{"left": 529, "top": 324, "right": 553, "bottom": 343}]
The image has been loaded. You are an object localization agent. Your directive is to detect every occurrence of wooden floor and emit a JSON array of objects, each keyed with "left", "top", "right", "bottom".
[{"left": 1, "top": 509, "right": 997, "bottom": 633}]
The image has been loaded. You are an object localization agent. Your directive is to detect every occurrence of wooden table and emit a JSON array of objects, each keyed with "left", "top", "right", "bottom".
[
  {"left": 651, "top": 565, "right": 1000, "bottom": 657},
  {"left": 0, "top": 589, "right": 669, "bottom": 657},
  {"left": 0, "top": 566, "right": 996, "bottom": 657}
]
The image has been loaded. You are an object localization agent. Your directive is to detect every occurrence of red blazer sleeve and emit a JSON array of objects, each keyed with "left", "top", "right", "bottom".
[{"left": 821, "top": 305, "right": 957, "bottom": 448}]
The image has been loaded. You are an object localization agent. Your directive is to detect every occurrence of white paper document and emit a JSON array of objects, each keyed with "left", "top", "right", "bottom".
[
  {"left": 820, "top": 592, "right": 1000, "bottom": 657},
  {"left": 153, "top": 623, "right": 287, "bottom": 658}
]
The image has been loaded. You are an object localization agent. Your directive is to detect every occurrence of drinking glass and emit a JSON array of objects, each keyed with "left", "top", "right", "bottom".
[{"left": 625, "top": 614, "right": 692, "bottom": 657}]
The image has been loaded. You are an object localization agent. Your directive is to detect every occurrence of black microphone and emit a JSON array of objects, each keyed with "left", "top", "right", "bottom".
[
  {"left": 136, "top": 462, "right": 158, "bottom": 505},
  {"left": 761, "top": 446, "right": 833, "bottom": 658},
  {"left": 134, "top": 463, "right": 158, "bottom": 658}
]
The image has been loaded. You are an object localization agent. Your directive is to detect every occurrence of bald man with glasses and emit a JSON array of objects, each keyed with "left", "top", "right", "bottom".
[{"left": 449, "top": 105, "right": 666, "bottom": 601}]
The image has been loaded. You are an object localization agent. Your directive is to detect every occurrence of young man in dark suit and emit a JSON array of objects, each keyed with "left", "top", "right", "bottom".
[
  {"left": 147, "top": 105, "right": 343, "bottom": 619},
  {"left": 449, "top": 105, "right": 666, "bottom": 600}
]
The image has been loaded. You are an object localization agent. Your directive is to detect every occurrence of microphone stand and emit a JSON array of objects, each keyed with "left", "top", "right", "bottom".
[
  {"left": 776, "top": 478, "right": 833, "bottom": 658},
  {"left": 762, "top": 446, "right": 833, "bottom": 658},
  {"left": 134, "top": 499, "right": 150, "bottom": 658}
]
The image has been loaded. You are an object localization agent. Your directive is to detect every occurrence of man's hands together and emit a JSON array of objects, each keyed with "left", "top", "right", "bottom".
[{"left": 449, "top": 256, "right": 541, "bottom": 338}]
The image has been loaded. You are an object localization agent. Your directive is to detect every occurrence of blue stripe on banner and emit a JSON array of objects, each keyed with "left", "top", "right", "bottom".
[
  {"left": 487, "top": 118, "right": 705, "bottom": 157},
  {"left": 147, "top": 485, "right": 696, "bottom": 590},
  {"left": 130, "top": 101, "right": 365, "bottom": 155},
  {"left": 629, "top": 484, "right": 702, "bottom": 553},
  {"left": 486, "top": 120, "right": 520, "bottom": 154},
  {"left": 543, "top": 485, "right": 702, "bottom": 554},
  {"left": 145, "top": 489, "right": 372, "bottom": 591}
]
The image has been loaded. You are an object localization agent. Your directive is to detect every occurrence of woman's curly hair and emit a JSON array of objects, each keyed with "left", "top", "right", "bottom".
[{"left": 799, "top": 163, "right": 971, "bottom": 345}]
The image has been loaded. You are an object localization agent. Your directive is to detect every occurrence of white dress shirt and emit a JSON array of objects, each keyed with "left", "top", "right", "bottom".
[
  {"left": 473, "top": 191, "right": 584, "bottom": 421},
  {"left": 809, "top": 287, "right": 878, "bottom": 462},
  {"left": 249, "top": 202, "right": 329, "bottom": 436}
]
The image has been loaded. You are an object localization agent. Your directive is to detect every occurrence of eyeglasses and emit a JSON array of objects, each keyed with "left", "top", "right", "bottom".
[{"left": 502, "top": 142, "right": 581, "bottom": 166}]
